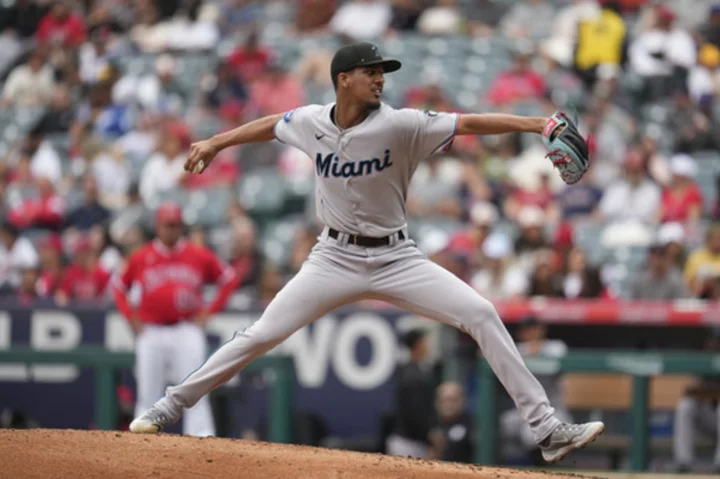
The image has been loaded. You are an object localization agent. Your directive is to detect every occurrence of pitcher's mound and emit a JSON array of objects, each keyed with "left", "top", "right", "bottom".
[{"left": 0, "top": 429, "right": 594, "bottom": 478}]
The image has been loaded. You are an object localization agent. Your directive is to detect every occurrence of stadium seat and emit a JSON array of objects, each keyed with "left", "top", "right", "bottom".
[{"left": 237, "top": 169, "right": 289, "bottom": 218}]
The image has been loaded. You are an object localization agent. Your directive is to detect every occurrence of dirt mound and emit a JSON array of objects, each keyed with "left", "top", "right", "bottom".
[{"left": 0, "top": 429, "right": 594, "bottom": 479}]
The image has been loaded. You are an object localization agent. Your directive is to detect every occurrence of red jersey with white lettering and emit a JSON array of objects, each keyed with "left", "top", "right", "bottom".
[{"left": 113, "top": 239, "right": 237, "bottom": 325}]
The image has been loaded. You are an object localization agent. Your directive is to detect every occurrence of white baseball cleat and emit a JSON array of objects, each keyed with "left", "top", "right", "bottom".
[
  {"left": 540, "top": 421, "right": 605, "bottom": 463},
  {"left": 129, "top": 404, "right": 180, "bottom": 434}
]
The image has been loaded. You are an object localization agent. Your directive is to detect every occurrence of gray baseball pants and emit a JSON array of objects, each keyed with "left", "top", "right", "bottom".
[{"left": 163, "top": 227, "right": 561, "bottom": 443}]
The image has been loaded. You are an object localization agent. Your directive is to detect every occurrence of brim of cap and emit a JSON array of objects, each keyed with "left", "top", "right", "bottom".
[{"left": 362, "top": 59, "right": 402, "bottom": 73}]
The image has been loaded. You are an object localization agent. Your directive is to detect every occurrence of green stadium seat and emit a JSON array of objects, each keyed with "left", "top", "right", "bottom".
[{"left": 237, "top": 169, "right": 288, "bottom": 218}]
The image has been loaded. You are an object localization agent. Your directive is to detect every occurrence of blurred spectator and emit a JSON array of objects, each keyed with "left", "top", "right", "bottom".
[
  {"left": 18, "top": 266, "right": 39, "bottom": 304},
  {"left": 500, "top": 317, "right": 571, "bottom": 463},
  {"left": 403, "top": 70, "right": 455, "bottom": 112},
  {"left": 684, "top": 223, "right": 720, "bottom": 296},
  {"left": 36, "top": 234, "right": 64, "bottom": 298},
  {"left": 658, "top": 221, "right": 687, "bottom": 269},
  {"left": 35, "top": 84, "right": 75, "bottom": 134},
  {"left": 7, "top": 177, "right": 65, "bottom": 231},
  {"left": 164, "top": 1, "right": 220, "bottom": 52},
  {"left": 640, "top": 134, "right": 671, "bottom": 186},
  {"left": 88, "top": 224, "right": 122, "bottom": 274},
  {"left": 114, "top": 54, "right": 186, "bottom": 115},
  {"left": 631, "top": 243, "right": 689, "bottom": 299},
  {"left": 55, "top": 236, "right": 111, "bottom": 305},
  {"left": 389, "top": 0, "right": 425, "bottom": 31},
  {"left": 330, "top": 0, "right": 392, "bottom": 40},
  {"left": 218, "top": 0, "right": 264, "bottom": 37},
  {"left": 1, "top": 49, "right": 55, "bottom": 107},
  {"left": 0, "top": 27, "right": 23, "bottom": 80},
  {"left": 688, "top": 43, "right": 720, "bottom": 107},
  {"left": 22, "top": 129, "right": 62, "bottom": 186},
  {"left": 582, "top": 97, "right": 632, "bottom": 187},
  {"left": 79, "top": 27, "right": 113, "bottom": 86},
  {"left": 466, "top": 0, "right": 509, "bottom": 37},
  {"left": 407, "top": 156, "right": 463, "bottom": 220},
  {"left": 417, "top": 0, "right": 463, "bottom": 36},
  {"left": 109, "top": 183, "right": 149, "bottom": 250},
  {"left": 471, "top": 232, "right": 528, "bottom": 300},
  {"left": 249, "top": 58, "right": 305, "bottom": 116},
  {"left": 0, "top": 223, "right": 39, "bottom": 294},
  {"left": 448, "top": 201, "right": 498, "bottom": 267},
  {"left": 387, "top": 329, "right": 443, "bottom": 459},
  {"left": 699, "top": 4, "right": 720, "bottom": 49},
  {"left": 91, "top": 143, "right": 132, "bottom": 204},
  {"left": 36, "top": 0, "right": 87, "bottom": 49},
  {"left": 433, "top": 382, "right": 473, "bottom": 463},
  {"left": 561, "top": 248, "right": 603, "bottom": 299},
  {"left": 139, "top": 122, "right": 190, "bottom": 204},
  {"left": 599, "top": 150, "right": 661, "bottom": 224},
  {"left": 296, "top": 0, "right": 337, "bottom": 33},
  {"left": 659, "top": 154, "right": 703, "bottom": 224},
  {"left": 257, "top": 264, "right": 284, "bottom": 303},
  {"left": 671, "top": 330, "right": 720, "bottom": 474},
  {"left": 203, "top": 62, "right": 248, "bottom": 110},
  {"left": 128, "top": 2, "right": 163, "bottom": 53},
  {"left": 513, "top": 205, "right": 550, "bottom": 273},
  {"left": 114, "top": 111, "right": 157, "bottom": 163},
  {"left": 499, "top": 0, "right": 554, "bottom": 41},
  {"left": 669, "top": 89, "right": 717, "bottom": 152},
  {"left": 629, "top": 5, "right": 696, "bottom": 102},
  {"left": 556, "top": 182, "right": 603, "bottom": 220},
  {"left": 486, "top": 47, "right": 546, "bottom": 108},
  {"left": 67, "top": 175, "right": 111, "bottom": 231},
  {"left": 527, "top": 250, "right": 563, "bottom": 297},
  {"left": 227, "top": 30, "right": 272, "bottom": 84},
  {"left": 75, "top": 76, "right": 133, "bottom": 141},
  {"left": 504, "top": 172, "right": 559, "bottom": 225},
  {"left": 230, "top": 217, "right": 262, "bottom": 289},
  {"left": 0, "top": 0, "right": 49, "bottom": 38},
  {"left": 572, "top": 0, "right": 627, "bottom": 88}
]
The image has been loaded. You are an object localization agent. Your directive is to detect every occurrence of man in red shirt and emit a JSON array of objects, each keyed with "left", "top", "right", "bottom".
[
  {"left": 486, "top": 49, "right": 546, "bottom": 107},
  {"left": 113, "top": 202, "right": 238, "bottom": 436},
  {"left": 55, "top": 237, "right": 110, "bottom": 305},
  {"left": 36, "top": 0, "right": 87, "bottom": 48}
]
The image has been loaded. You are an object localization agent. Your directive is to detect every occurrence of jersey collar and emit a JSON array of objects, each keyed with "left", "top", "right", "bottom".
[{"left": 152, "top": 238, "right": 188, "bottom": 256}]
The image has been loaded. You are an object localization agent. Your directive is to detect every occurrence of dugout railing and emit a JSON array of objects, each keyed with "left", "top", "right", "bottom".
[
  {"left": 476, "top": 351, "right": 720, "bottom": 471},
  {"left": 0, "top": 348, "right": 295, "bottom": 443}
]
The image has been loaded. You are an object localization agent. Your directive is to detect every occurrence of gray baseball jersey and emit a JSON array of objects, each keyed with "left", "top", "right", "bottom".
[
  {"left": 274, "top": 103, "right": 457, "bottom": 236},
  {"left": 158, "top": 102, "right": 562, "bottom": 444}
]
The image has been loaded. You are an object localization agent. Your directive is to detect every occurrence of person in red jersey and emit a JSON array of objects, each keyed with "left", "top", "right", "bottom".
[
  {"left": 55, "top": 236, "right": 111, "bottom": 305},
  {"left": 112, "top": 201, "right": 238, "bottom": 436}
]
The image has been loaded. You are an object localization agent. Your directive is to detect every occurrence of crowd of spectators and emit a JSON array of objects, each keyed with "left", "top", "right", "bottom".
[{"left": 0, "top": 0, "right": 720, "bottom": 307}]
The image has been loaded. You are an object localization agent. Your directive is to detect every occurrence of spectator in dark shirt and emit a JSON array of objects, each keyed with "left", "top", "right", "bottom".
[
  {"left": 557, "top": 183, "right": 603, "bottom": 220},
  {"left": 67, "top": 175, "right": 110, "bottom": 231},
  {"left": 36, "top": 83, "right": 75, "bottom": 134},
  {"left": 631, "top": 243, "right": 689, "bottom": 300},
  {"left": 204, "top": 62, "right": 247, "bottom": 110},
  {"left": 387, "top": 329, "right": 443, "bottom": 459},
  {"left": 434, "top": 382, "right": 473, "bottom": 463}
]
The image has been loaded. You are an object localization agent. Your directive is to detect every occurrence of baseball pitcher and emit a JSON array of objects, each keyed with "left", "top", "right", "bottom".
[
  {"left": 130, "top": 43, "right": 599, "bottom": 463},
  {"left": 114, "top": 202, "right": 238, "bottom": 436}
]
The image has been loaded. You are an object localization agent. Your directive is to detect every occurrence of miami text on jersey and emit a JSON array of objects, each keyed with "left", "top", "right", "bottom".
[{"left": 315, "top": 149, "right": 393, "bottom": 178}]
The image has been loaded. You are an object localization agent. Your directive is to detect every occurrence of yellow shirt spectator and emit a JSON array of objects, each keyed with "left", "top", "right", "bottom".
[{"left": 684, "top": 225, "right": 720, "bottom": 293}]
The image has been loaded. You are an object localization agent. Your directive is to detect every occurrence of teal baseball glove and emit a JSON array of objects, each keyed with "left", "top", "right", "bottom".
[{"left": 542, "top": 111, "right": 590, "bottom": 185}]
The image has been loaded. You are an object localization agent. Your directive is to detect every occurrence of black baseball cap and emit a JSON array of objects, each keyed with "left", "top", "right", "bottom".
[{"left": 330, "top": 42, "right": 401, "bottom": 81}]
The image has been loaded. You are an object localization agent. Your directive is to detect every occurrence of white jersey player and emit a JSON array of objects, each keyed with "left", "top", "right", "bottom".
[{"left": 131, "top": 42, "right": 604, "bottom": 463}]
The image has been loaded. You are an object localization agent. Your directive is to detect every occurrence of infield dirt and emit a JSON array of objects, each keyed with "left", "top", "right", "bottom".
[{"left": 0, "top": 429, "right": 598, "bottom": 478}]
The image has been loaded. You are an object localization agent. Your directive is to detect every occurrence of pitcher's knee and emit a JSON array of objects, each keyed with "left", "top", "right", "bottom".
[
  {"left": 237, "top": 324, "right": 285, "bottom": 352},
  {"left": 457, "top": 297, "right": 500, "bottom": 329}
]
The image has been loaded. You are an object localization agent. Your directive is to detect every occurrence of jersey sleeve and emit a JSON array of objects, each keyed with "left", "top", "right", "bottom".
[
  {"left": 273, "top": 105, "right": 323, "bottom": 154},
  {"left": 396, "top": 108, "right": 459, "bottom": 161},
  {"left": 202, "top": 247, "right": 236, "bottom": 285}
]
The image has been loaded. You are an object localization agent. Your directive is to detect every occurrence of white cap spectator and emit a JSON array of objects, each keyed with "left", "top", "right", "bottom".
[
  {"left": 470, "top": 202, "right": 499, "bottom": 227},
  {"left": 518, "top": 205, "right": 545, "bottom": 229},
  {"left": 669, "top": 154, "right": 698, "bottom": 179},
  {"left": 483, "top": 231, "right": 512, "bottom": 260},
  {"left": 658, "top": 222, "right": 685, "bottom": 245}
]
